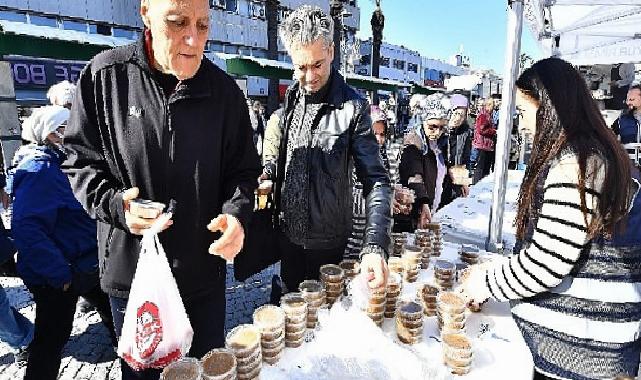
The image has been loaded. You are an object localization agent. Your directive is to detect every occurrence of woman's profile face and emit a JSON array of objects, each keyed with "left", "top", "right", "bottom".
[{"left": 516, "top": 89, "right": 539, "bottom": 136}]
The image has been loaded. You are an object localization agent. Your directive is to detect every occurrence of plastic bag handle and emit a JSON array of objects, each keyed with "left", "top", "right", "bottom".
[{"left": 143, "top": 199, "right": 177, "bottom": 237}]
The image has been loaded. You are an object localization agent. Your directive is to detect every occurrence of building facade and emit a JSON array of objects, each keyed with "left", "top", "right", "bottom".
[{"left": 355, "top": 39, "right": 469, "bottom": 89}]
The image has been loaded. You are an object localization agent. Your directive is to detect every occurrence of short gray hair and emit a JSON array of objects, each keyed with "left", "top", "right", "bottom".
[{"left": 279, "top": 5, "right": 334, "bottom": 52}]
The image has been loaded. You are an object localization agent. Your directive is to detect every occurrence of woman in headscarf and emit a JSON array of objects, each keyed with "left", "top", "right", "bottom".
[
  {"left": 10, "top": 105, "right": 116, "bottom": 380},
  {"left": 394, "top": 94, "right": 455, "bottom": 232}
]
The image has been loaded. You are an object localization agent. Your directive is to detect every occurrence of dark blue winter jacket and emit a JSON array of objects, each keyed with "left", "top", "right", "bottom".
[
  {"left": 613, "top": 112, "right": 639, "bottom": 145},
  {"left": 8, "top": 144, "right": 98, "bottom": 289}
]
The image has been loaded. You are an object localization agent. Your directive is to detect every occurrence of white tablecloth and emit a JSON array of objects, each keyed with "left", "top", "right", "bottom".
[
  {"left": 260, "top": 242, "right": 533, "bottom": 379},
  {"left": 434, "top": 170, "right": 524, "bottom": 251}
]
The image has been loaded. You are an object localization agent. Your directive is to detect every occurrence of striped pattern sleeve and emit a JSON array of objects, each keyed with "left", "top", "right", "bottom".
[{"left": 475, "top": 155, "right": 605, "bottom": 302}]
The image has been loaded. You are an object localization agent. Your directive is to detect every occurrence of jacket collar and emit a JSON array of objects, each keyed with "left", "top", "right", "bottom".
[
  {"left": 131, "top": 29, "right": 211, "bottom": 100},
  {"left": 287, "top": 68, "right": 347, "bottom": 109}
]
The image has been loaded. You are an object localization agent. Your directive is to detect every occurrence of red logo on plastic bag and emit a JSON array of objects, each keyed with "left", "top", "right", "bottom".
[{"left": 136, "top": 301, "right": 163, "bottom": 359}]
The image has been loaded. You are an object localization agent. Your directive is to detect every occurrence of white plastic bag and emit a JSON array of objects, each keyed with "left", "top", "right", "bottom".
[{"left": 117, "top": 212, "right": 193, "bottom": 371}]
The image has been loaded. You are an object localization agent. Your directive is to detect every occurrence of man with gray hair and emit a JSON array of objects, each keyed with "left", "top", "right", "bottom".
[{"left": 262, "top": 5, "right": 392, "bottom": 293}]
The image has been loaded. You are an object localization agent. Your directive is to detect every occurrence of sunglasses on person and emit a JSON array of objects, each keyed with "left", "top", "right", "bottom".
[{"left": 426, "top": 124, "right": 444, "bottom": 131}]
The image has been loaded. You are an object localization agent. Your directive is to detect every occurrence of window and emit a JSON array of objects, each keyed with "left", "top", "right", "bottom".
[
  {"left": 249, "top": 1, "right": 266, "bottom": 19},
  {"left": 408, "top": 63, "right": 418, "bottom": 73},
  {"left": 224, "top": 45, "right": 239, "bottom": 54},
  {"left": 62, "top": 20, "right": 87, "bottom": 32},
  {"left": 0, "top": 10, "right": 27, "bottom": 23},
  {"left": 89, "top": 23, "right": 112, "bottom": 36},
  {"left": 208, "top": 41, "right": 225, "bottom": 52},
  {"left": 393, "top": 59, "right": 405, "bottom": 71},
  {"left": 113, "top": 28, "right": 136, "bottom": 39},
  {"left": 251, "top": 49, "right": 268, "bottom": 59},
  {"left": 226, "top": 0, "right": 238, "bottom": 13},
  {"left": 211, "top": 0, "right": 226, "bottom": 8},
  {"left": 29, "top": 15, "right": 58, "bottom": 27},
  {"left": 360, "top": 54, "right": 371, "bottom": 65},
  {"left": 380, "top": 57, "right": 390, "bottom": 67}
]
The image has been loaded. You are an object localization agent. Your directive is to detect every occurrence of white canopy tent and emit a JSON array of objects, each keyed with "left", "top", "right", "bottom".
[
  {"left": 487, "top": 0, "right": 641, "bottom": 252},
  {"left": 523, "top": 0, "right": 641, "bottom": 65}
]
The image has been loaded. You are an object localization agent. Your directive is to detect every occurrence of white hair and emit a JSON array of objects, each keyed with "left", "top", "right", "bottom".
[
  {"left": 279, "top": 5, "right": 334, "bottom": 53},
  {"left": 47, "top": 80, "right": 76, "bottom": 107}
]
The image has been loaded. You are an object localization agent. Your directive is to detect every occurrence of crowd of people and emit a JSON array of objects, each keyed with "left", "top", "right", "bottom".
[{"left": 0, "top": 1, "right": 640, "bottom": 380}]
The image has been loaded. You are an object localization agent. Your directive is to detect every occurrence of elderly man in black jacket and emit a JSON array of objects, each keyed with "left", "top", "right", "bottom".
[
  {"left": 63, "top": 0, "right": 260, "bottom": 378},
  {"left": 263, "top": 5, "right": 392, "bottom": 294}
]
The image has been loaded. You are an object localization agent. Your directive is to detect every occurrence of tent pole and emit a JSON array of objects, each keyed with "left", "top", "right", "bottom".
[{"left": 486, "top": 0, "right": 524, "bottom": 253}]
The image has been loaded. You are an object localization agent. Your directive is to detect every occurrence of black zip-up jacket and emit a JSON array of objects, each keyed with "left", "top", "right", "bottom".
[
  {"left": 274, "top": 70, "right": 392, "bottom": 252},
  {"left": 63, "top": 38, "right": 261, "bottom": 298}
]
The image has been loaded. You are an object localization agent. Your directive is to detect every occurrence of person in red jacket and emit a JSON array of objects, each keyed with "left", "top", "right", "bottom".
[{"left": 472, "top": 98, "right": 497, "bottom": 183}]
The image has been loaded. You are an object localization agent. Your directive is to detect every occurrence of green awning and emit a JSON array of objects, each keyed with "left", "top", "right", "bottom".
[
  {"left": 0, "top": 33, "right": 111, "bottom": 61},
  {"left": 221, "top": 55, "right": 409, "bottom": 93},
  {"left": 346, "top": 77, "right": 399, "bottom": 92},
  {"left": 225, "top": 56, "right": 294, "bottom": 81},
  {"left": 410, "top": 83, "right": 443, "bottom": 95}
]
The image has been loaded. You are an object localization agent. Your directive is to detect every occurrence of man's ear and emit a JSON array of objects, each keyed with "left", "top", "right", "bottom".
[
  {"left": 140, "top": 0, "right": 151, "bottom": 29},
  {"left": 328, "top": 43, "right": 335, "bottom": 61}
]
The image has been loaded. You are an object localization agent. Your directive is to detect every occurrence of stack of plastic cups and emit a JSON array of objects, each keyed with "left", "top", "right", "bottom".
[
  {"left": 434, "top": 259, "right": 456, "bottom": 291},
  {"left": 384, "top": 273, "right": 403, "bottom": 319},
  {"left": 225, "top": 324, "right": 262, "bottom": 380},
  {"left": 367, "top": 283, "right": 387, "bottom": 327},
  {"left": 391, "top": 232, "right": 407, "bottom": 257},
  {"left": 426, "top": 223, "right": 443, "bottom": 257},
  {"left": 437, "top": 291, "right": 467, "bottom": 336},
  {"left": 387, "top": 257, "right": 405, "bottom": 277},
  {"left": 396, "top": 300, "right": 424, "bottom": 345},
  {"left": 299, "top": 280, "right": 325, "bottom": 329},
  {"left": 442, "top": 333, "right": 473, "bottom": 376},
  {"left": 416, "top": 283, "right": 439, "bottom": 317},
  {"left": 402, "top": 245, "right": 422, "bottom": 283},
  {"left": 415, "top": 229, "right": 433, "bottom": 269},
  {"left": 252, "top": 305, "right": 286, "bottom": 365},
  {"left": 459, "top": 244, "right": 480, "bottom": 265},
  {"left": 160, "top": 357, "right": 202, "bottom": 380},
  {"left": 339, "top": 259, "right": 360, "bottom": 285},
  {"left": 280, "top": 293, "right": 307, "bottom": 348},
  {"left": 319, "top": 264, "right": 344, "bottom": 306},
  {"left": 201, "top": 348, "right": 238, "bottom": 380}
]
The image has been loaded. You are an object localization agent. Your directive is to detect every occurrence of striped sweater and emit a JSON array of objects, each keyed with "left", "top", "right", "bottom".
[{"left": 469, "top": 152, "right": 641, "bottom": 379}]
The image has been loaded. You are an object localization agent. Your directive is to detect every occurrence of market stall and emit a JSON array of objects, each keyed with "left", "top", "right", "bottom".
[
  {"left": 260, "top": 242, "right": 532, "bottom": 379},
  {"left": 434, "top": 171, "right": 523, "bottom": 251},
  {"left": 163, "top": 240, "right": 533, "bottom": 380}
]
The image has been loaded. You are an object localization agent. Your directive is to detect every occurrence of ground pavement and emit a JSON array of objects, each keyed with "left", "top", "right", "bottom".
[{"left": 0, "top": 263, "right": 278, "bottom": 380}]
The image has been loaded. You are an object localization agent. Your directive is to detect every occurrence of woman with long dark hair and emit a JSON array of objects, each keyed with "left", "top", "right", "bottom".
[{"left": 461, "top": 58, "right": 641, "bottom": 379}]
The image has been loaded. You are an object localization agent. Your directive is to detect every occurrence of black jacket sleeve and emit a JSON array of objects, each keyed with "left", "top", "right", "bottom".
[
  {"left": 220, "top": 89, "right": 261, "bottom": 231},
  {"left": 63, "top": 64, "right": 128, "bottom": 230},
  {"left": 399, "top": 145, "right": 433, "bottom": 211},
  {"left": 350, "top": 100, "right": 392, "bottom": 253},
  {"left": 612, "top": 118, "right": 621, "bottom": 136}
]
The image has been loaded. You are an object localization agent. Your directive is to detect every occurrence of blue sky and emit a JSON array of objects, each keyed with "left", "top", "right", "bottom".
[{"left": 356, "top": 0, "right": 542, "bottom": 72}]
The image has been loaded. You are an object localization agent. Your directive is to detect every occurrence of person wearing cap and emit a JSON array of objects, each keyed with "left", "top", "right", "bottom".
[
  {"left": 9, "top": 105, "right": 116, "bottom": 380},
  {"left": 396, "top": 94, "right": 455, "bottom": 231}
]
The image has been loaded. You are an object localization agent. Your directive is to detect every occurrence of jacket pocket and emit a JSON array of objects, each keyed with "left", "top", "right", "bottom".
[{"left": 317, "top": 134, "right": 348, "bottom": 180}]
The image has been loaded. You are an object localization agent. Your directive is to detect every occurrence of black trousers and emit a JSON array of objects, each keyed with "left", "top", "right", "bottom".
[
  {"left": 473, "top": 149, "right": 496, "bottom": 184},
  {"left": 24, "top": 284, "right": 116, "bottom": 380},
  {"left": 110, "top": 285, "right": 226, "bottom": 380},
  {"left": 278, "top": 230, "right": 345, "bottom": 294}
]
